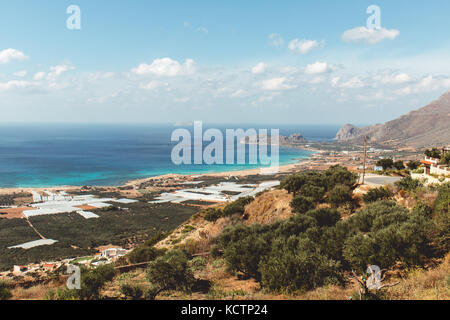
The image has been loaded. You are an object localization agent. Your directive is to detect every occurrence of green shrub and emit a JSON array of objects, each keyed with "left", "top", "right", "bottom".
[
  {"left": 432, "top": 183, "right": 450, "bottom": 251},
  {"left": 204, "top": 208, "right": 223, "bottom": 222},
  {"left": 189, "top": 256, "right": 207, "bottom": 271},
  {"left": 290, "top": 195, "right": 316, "bottom": 214},
  {"left": 304, "top": 208, "right": 341, "bottom": 227},
  {"left": 259, "top": 238, "right": 343, "bottom": 293},
  {"left": 146, "top": 249, "right": 195, "bottom": 296},
  {"left": 127, "top": 246, "right": 166, "bottom": 264},
  {"left": 362, "top": 187, "right": 393, "bottom": 204},
  {"left": 376, "top": 158, "right": 394, "bottom": 170},
  {"left": 395, "top": 176, "right": 423, "bottom": 192},
  {"left": 407, "top": 160, "right": 421, "bottom": 170},
  {"left": 45, "top": 287, "right": 79, "bottom": 300},
  {"left": 204, "top": 197, "right": 254, "bottom": 222},
  {"left": 327, "top": 184, "right": 354, "bottom": 208},
  {"left": 0, "top": 281, "right": 12, "bottom": 300},
  {"left": 78, "top": 264, "right": 116, "bottom": 300},
  {"left": 120, "top": 283, "right": 143, "bottom": 300}
]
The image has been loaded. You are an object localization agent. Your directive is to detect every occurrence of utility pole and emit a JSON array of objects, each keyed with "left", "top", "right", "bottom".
[{"left": 362, "top": 136, "right": 367, "bottom": 185}]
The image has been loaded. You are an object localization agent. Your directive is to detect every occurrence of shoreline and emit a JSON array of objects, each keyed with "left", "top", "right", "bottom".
[{"left": 0, "top": 146, "right": 322, "bottom": 194}]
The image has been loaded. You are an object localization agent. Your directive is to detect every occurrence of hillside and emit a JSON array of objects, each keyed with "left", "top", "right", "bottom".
[{"left": 335, "top": 91, "right": 450, "bottom": 148}]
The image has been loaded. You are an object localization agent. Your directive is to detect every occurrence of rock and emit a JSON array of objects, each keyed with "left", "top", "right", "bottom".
[{"left": 334, "top": 124, "right": 361, "bottom": 141}]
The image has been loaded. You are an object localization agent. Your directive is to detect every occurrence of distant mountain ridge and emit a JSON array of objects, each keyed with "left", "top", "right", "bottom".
[{"left": 335, "top": 91, "right": 450, "bottom": 148}]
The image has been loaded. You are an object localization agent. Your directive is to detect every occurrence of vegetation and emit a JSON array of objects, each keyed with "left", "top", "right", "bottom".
[
  {"left": 440, "top": 151, "right": 450, "bottom": 165},
  {"left": 0, "top": 202, "right": 196, "bottom": 271},
  {"left": 376, "top": 158, "right": 394, "bottom": 170},
  {"left": 424, "top": 148, "right": 441, "bottom": 159},
  {"left": 0, "top": 281, "right": 12, "bottom": 300},
  {"left": 214, "top": 188, "right": 438, "bottom": 294},
  {"left": 281, "top": 165, "right": 358, "bottom": 214},
  {"left": 362, "top": 186, "right": 393, "bottom": 204},
  {"left": 120, "top": 283, "right": 143, "bottom": 300},
  {"left": 393, "top": 160, "right": 405, "bottom": 170},
  {"left": 432, "top": 183, "right": 450, "bottom": 252},
  {"left": 45, "top": 264, "right": 116, "bottom": 300},
  {"left": 204, "top": 196, "right": 254, "bottom": 222},
  {"left": 406, "top": 160, "right": 421, "bottom": 170},
  {"left": 327, "top": 184, "right": 354, "bottom": 208},
  {"left": 395, "top": 176, "right": 423, "bottom": 192},
  {"left": 146, "top": 249, "right": 196, "bottom": 299}
]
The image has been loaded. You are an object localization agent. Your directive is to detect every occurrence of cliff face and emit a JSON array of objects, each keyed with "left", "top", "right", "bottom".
[{"left": 335, "top": 91, "right": 450, "bottom": 148}]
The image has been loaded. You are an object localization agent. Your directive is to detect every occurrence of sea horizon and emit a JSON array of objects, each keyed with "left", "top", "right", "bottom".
[{"left": 0, "top": 123, "right": 339, "bottom": 188}]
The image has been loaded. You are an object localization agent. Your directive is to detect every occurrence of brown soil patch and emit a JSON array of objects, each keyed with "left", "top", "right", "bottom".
[
  {"left": 76, "top": 205, "right": 97, "bottom": 210},
  {"left": 244, "top": 189, "right": 294, "bottom": 225},
  {"left": 0, "top": 207, "right": 33, "bottom": 219}
]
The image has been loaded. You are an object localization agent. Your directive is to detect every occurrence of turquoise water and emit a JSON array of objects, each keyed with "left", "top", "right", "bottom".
[{"left": 0, "top": 124, "right": 338, "bottom": 188}]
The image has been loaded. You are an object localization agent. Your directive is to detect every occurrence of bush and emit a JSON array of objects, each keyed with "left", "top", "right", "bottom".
[
  {"left": 362, "top": 187, "right": 393, "bottom": 204},
  {"left": 45, "top": 287, "right": 79, "bottom": 300},
  {"left": 120, "top": 283, "right": 143, "bottom": 300},
  {"left": 407, "top": 160, "right": 421, "bottom": 170},
  {"left": 204, "top": 197, "right": 254, "bottom": 222},
  {"left": 376, "top": 159, "right": 394, "bottom": 170},
  {"left": 146, "top": 249, "right": 195, "bottom": 296},
  {"left": 440, "top": 152, "right": 450, "bottom": 165},
  {"left": 281, "top": 166, "right": 357, "bottom": 197},
  {"left": 432, "top": 183, "right": 450, "bottom": 251},
  {"left": 204, "top": 208, "right": 222, "bottom": 222},
  {"left": 0, "top": 281, "right": 12, "bottom": 300},
  {"left": 290, "top": 195, "right": 316, "bottom": 214},
  {"left": 218, "top": 224, "right": 271, "bottom": 280},
  {"left": 259, "top": 238, "right": 342, "bottom": 293},
  {"left": 393, "top": 160, "right": 405, "bottom": 170},
  {"left": 304, "top": 208, "right": 341, "bottom": 227},
  {"left": 327, "top": 184, "right": 354, "bottom": 208},
  {"left": 127, "top": 246, "right": 166, "bottom": 264},
  {"left": 78, "top": 264, "right": 116, "bottom": 300},
  {"left": 343, "top": 201, "right": 433, "bottom": 272},
  {"left": 395, "top": 176, "right": 423, "bottom": 192}
]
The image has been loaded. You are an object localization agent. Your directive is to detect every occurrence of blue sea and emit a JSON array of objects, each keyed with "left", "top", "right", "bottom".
[{"left": 0, "top": 123, "right": 339, "bottom": 188}]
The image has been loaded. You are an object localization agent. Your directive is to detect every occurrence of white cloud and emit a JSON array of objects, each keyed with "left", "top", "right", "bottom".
[
  {"left": 34, "top": 72, "right": 46, "bottom": 80},
  {"left": 268, "top": 33, "right": 284, "bottom": 47},
  {"left": 140, "top": 81, "right": 163, "bottom": 90},
  {"left": 331, "top": 76, "right": 340, "bottom": 87},
  {"left": 340, "top": 76, "right": 365, "bottom": 89},
  {"left": 395, "top": 86, "right": 412, "bottom": 96},
  {"left": 261, "top": 77, "right": 295, "bottom": 91},
  {"left": 0, "top": 80, "right": 34, "bottom": 91},
  {"left": 342, "top": 26, "right": 400, "bottom": 45},
  {"left": 288, "top": 39, "right": 321, "bottom": 54},
  {"left": 132, "top": 58, "right": 195, "bottom": 76},
  {"left": 13, "top": 70, "right": 27, "bottom": 77},
  {"left": 251, "top": 62, "right": 267, "bottom": 74},
  {"left": 304, "top": 62, "right": 330, "bottom": 74},
  {"left": 174, "top": 97, "right": 190, "bottom": 103},
  {"left": 47, "top": 64, "right": 75, "bottom": 80},
  {"left": 0, "top": 48, "right": 28, "bottom": 64},
  {"left": 231, "top": 89, "right": 247, "bottom": 98},
  {"left": 380, "top": 72, "right": 411, "bottom": 84}
]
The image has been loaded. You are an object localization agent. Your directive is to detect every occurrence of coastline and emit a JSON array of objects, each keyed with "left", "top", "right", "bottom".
[{"left": 0, "top": 146, "right": 321, "bottom": 194}]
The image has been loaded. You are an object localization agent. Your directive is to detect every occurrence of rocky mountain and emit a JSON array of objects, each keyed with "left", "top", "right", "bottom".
[{"left": 335, "top": 91, "right": 450, "bottom": 148}]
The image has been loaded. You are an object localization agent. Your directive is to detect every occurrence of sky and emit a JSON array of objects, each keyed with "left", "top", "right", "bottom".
[{"left": 0, "top": 0, "right": 450, "bottom": 125}]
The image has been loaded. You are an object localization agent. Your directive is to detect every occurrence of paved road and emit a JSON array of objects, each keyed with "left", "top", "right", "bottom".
[{"left": 360, "top": 175, "right": 402, "bottom": 186}]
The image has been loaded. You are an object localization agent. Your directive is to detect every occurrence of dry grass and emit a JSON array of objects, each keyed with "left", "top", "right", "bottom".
[
  {"left": 11, "top": 282, "right": 61, "bottom": 300},
  {"left": 384, "top": 254, "right": 450, "bottom": 300},
  {"left": 244, "top": 189, "right": 294, "bottom": 225}
]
